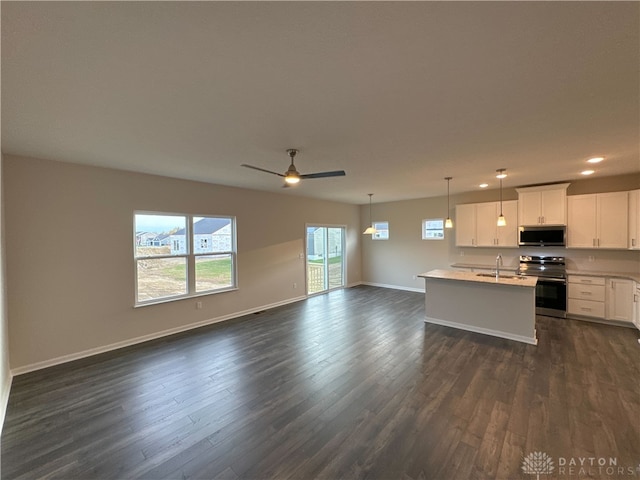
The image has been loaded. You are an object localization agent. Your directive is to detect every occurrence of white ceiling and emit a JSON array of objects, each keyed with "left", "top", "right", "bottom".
[{"left": 2, "top": 1, "right": 639, "bottom": 204}]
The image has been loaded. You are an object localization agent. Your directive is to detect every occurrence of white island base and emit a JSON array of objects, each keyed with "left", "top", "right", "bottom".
[{"left": 419, "top": 269, "right": 538, "bottom": 345}]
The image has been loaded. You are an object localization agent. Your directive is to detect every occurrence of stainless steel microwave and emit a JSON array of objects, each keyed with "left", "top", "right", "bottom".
[{"left": 518, "top": 226, "right": 566, "bottom": 247}]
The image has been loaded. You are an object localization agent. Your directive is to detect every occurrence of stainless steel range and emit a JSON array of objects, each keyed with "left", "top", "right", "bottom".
[{"left": 517, "top": 255, "right": 567, "bottom": 318}]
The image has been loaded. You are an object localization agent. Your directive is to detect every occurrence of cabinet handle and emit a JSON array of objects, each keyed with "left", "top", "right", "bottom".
[
  {"left": 580, "top": 291, "right": 592, "bottom": 295},
  {"left": 632, "top": 239, "right": 636, "bottom": 247},
  {"left": 581, "top": 279, "right": 593, "bottom": 284},
  {"left": 634, "top": 294, "right": 638, "bottom": 302},
  {"left": 598, "top": 238, "right": 600, "bottom": 247},
  {"left": 580, "top": 307, "right": 592, "bottom": 311},
  {"left": 593, "top": 239, "right": 596, "bottom": 247},
  {"left": 541, "top": 216, "right": 545, "bottom": 224}
]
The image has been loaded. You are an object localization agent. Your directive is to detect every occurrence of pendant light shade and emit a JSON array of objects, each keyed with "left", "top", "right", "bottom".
[
  {"left": 496, "top": 169, "right": 507, "bottom": 227},
  {"left": 363, "top": 193, "right": 377, "bottom": 235},
  {"left": 444, "top": 177, "right": 453, "bottom": 229}
]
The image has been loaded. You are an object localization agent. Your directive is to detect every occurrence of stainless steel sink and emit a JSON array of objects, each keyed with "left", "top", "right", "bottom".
[{"left": 476, "top": 273, "right": 523, "bottom": 280}]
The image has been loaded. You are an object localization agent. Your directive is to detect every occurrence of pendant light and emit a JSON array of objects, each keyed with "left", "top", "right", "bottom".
[
  {"left": 444, "top": 177, "right": 453, "bottom": 229},
  {"left": 496, "top": 168, "right": 507, "bottom": 227},
  {"left": 363, "top": 193, "right": 377, "bottom": 235}
]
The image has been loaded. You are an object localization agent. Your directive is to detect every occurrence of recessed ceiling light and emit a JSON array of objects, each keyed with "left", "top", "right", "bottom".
[
  {"left": 581, "top": 170, "right": 595, "bottom": 176},
  {"left": 479, "top": 183, "right": 489, "bottom": 188},
  {"left": 587, "top": 157, "right": 604, "bottom": 164}
]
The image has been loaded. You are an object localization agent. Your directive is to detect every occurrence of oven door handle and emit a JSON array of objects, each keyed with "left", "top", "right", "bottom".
[{"left": 534, "top": 277, "right": 567, "bottom": 284}]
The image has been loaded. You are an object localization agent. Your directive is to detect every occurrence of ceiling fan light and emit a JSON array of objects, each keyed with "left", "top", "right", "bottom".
[{"left": 285, "top": 174, "right": 300, "bottom": 184}]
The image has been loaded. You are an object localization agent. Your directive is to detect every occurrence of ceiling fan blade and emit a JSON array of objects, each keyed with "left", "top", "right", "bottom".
[
  {"left": 241, "top": 164, "right": 285, "bottom": 177},
  {"left": 299, "top": 170, "right": 346, "bottom": 179}
]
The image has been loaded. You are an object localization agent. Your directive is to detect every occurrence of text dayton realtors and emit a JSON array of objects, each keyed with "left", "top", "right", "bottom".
[{"left": 557, "top": 456, "right": 638, "bottom": 476}]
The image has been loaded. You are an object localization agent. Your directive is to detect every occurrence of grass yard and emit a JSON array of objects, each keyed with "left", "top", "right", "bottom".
[{"left": 136, "top": 256, "right": 233, "bottom": 301}]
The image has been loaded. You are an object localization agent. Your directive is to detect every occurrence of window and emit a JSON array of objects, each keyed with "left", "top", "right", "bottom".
[
  {"left": 422, "top": 219, "right": 445, "bottom": 240},
  {"left": 372, "top": 221, "right": 389, "bottom": 240},
  {"left": 134, "top": 212, "right": 236, "bottom": 305}
]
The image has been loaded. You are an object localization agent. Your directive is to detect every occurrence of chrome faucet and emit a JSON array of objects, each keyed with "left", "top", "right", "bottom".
[{"left": 496, "top": 254, "right": 503, "bottom": 280}]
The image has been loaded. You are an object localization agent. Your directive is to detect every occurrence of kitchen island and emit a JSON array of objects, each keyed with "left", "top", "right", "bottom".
[{"left": 418, "top": 269, "right": 538, "bottom": 345}]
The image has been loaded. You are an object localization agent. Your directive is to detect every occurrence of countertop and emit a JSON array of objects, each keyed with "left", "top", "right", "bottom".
[
  {"left": 566, "top": 269, "right": 640, "bottom": 283},
  {"left": 419, "top": 269, "right": 538, "bottom": 288},
  {"left": 451, "top": 263, "right": 639, "bottom": 283}
]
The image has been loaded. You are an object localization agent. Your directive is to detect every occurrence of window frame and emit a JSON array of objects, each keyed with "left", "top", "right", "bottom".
[
  {"left": 422, "top": 218, "right": 445, "bottom": 240},
  {"left": 134, "top": 211, "right": 237, "bottom": 307},
  {"left": 372, "top": 221, "right": 389, "bottom": 240}
]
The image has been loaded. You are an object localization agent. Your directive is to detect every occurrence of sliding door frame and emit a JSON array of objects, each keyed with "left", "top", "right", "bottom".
[{"left": 304, "top": 224, "right": 346, "bottom": 296}]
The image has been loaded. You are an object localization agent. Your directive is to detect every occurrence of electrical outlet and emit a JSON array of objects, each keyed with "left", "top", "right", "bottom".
[
  {"left": 460, "top": 250, "right": 465, "bottom": 256},
  {"left": 588, "top": 256, "right": 595, "bottom": 262},
  {"left": 412, "top": 275, "right": 417, "bottom": 280},
  {"left": 293, "top": 282, "right": 297, "bottom": 289},
  {"left": 196, "top": 301, "right": 202, "bottom": 309}
]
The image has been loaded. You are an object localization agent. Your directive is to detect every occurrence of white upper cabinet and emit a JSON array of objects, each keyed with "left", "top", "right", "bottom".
[
  {"left": 516, "top": 183, "right": 570, "bottom": 226},
  {"left": 567, "top": 192, "right": 629, "bottom": 249},
  {"left": 629, "top": 190, "right": 640, "bottom": 249},
  {"left": 456, "top": 200, "right": 518, "bottom": 247},
  {"left": 455, "top": 203, "right": 477, "bottom": 247}
]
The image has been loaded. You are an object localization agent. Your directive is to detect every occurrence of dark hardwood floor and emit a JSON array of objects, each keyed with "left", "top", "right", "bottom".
[{"left": 2, "top": 285, "right": 639, "bottom": 480}]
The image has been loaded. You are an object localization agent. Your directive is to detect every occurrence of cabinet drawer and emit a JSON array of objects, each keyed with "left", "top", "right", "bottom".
[
  {"left": 568, "top": 298, "right": 605, "bottom": 318},
  {"left": 569, "top": 275, "right": 605, "bottom": 286},
  {"left": 568, "top": 283, "right": 605, "bottom": 302}
]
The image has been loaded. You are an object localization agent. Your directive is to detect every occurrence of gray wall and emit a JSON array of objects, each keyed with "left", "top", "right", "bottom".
[
  {"left": 4, "top": 155, "right": 362, "bottom": 371},
  {"left": 361, "top": 173, "right": 640, "bottom": 291}
]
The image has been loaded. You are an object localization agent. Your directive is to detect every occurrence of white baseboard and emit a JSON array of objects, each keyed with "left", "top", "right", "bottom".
[
  {"left": 424, "top": 316, "right": 538, "bottom": 345},
  {"left": 361, "top": 282, "right": 425, "bottom": 293},
  {"left": 0, "top": 371, "right": 13, "bottom": 435},
  {"left": 11, "top": 295, "right": 307, "bottom": 376}
]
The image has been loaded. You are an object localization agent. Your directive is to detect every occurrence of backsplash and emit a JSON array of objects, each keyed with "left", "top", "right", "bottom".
[{"left": 452, "top": 247, "right": 640, "bottom": 274}]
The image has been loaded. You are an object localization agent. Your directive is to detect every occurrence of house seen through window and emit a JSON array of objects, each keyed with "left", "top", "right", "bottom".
[
  {"left": 373, "top": 221, "right": 389, "bottom": 240},
  {"left": 134, "top": 212, "right": 236, "bottom": 304}
]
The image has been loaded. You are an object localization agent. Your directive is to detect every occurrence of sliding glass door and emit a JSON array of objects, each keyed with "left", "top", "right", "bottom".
[{"left": 306, "top": 226, "right": 345, "bottom": 295}]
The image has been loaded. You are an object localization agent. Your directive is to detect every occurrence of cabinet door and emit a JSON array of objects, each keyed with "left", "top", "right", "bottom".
[
  {"left": 496, "top": 200, "right": 518, "bottom": 246},
  {"left": 518, "top": 191, "right": 542, "bottom": 226},
  {"left": 540, "top": 189, "right": 566, "bottom": 225},
  {"left": 634, "top": 285, "right": 640, "bottom": 330},
  {"left": 597, "top": 192, "right": 628, "bottom": 248},
  {"left": 455, "top": 204, "right": 476, "bottom": 247},
  {"left": 628, "top": 190, "right": 639, "bottom": 249},
  {"left": 475, "top": 202, "right": 497, "bottom": 246},
  {"left": 606, "top": 279, "right": 634, "bottom": 323},
  {"left": 567, "top": 195, "right": 597, "bottom": 248}
]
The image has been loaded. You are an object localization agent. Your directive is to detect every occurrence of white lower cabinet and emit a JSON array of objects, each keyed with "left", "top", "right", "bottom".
[
  {"left": 567, "top": 276, "right": 605, "bottom": 318},
  {"left": 606, "top": 278, "right": 634, "bottom": 323},
  {"left": 568, "top": 275, "right": 635, "bottom": 324}
]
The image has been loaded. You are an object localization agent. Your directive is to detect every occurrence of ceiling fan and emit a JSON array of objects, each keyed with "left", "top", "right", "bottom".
[{"left": 241, "top": 149, "right": 346, "bottom": 185}]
